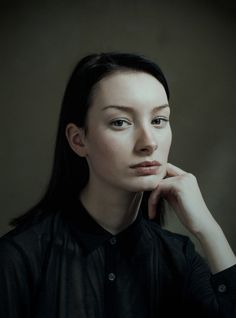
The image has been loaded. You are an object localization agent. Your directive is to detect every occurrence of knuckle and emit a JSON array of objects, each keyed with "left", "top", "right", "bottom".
[{"left": 187, "top": 173, "right": 196, "bottom": 180}]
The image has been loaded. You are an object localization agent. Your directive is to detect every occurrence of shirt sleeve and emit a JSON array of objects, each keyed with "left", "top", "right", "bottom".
[
  {"left": 0, "top": 238, "right": 33, "bottom": 318},
  {"left": 184, "top": 238, "right": 236, "bottom": 318}
]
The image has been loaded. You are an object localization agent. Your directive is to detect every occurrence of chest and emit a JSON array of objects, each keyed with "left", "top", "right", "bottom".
[{"left": 33, "top": 241, "right": 186, "bottom": 318}]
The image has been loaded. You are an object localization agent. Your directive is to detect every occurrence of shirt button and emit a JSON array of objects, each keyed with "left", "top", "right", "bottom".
[
  {"left": 218, "top": 284, "right": 227, "bottom": 293},
  {"left": 108, "top": 272, "right": 116, "bottom": 281},
  {"left": 110, "top": 237, "right": 117, "bottom": 245}
]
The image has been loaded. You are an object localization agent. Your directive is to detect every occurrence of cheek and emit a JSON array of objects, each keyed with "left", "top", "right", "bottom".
[
  {"left": 87, "top": 131, "right": 127, "bottom": 164},
  {"left": 159, "top": 131, "right": 172, "bottom": 159}
]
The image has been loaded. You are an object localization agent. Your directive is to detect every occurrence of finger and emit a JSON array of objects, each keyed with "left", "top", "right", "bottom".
[
  {"left": 166, "top": 163, "right": 187, "bottom": 177},
  {"left": 148, "top": 187, "right": 161, "bottom": 219},
  {"left": 148, "top": 176, "right": 179, "bottom": 219}
]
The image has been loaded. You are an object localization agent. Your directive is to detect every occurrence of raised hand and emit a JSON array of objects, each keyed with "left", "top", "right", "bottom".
[
  {"left": 148, "top": 163, "right": 216, "bottom": 235},
  {"left": 148, "top": 163, "right": 236, "bottom": 273}
]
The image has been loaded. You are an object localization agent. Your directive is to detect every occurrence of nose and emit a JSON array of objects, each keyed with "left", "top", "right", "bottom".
[{"left": 134, "top": 126, "right": 158, "bottom": 155}]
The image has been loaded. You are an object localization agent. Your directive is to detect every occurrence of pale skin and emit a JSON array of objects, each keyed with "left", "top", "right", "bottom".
[{"left": 66, "top": 70, "right": 236, "bottom": 275}]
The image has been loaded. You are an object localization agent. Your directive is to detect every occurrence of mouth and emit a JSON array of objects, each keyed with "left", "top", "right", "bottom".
[
  {"left": 130, "top": 161, "right": 162, "bottom": 168},
  {"left": 130, "top": 161, "right": 162, "bottom": 176}
]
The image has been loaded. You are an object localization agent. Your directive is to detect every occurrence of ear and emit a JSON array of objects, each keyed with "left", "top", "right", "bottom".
[{"left": 65, "top": 123, "right": 88, "bottom": 157}]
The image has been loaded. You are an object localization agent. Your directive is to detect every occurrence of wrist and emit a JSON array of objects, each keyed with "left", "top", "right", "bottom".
[
  {"left": 193, "top": 220, "right": 236, "bottom": 273},
  {"left": 188, "top": 207, "right": 220, "bottom": 239},
  {"left": 193, "top": 218, "right": 222, "bottom": 242}
]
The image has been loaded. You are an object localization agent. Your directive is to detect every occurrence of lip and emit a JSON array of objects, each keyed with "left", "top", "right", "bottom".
[
  {"left": 130, "top": 161, "right": 162, "bottom": 176},
  {"left": 130, "top": 160, "right": 162, "bottom": 168}
]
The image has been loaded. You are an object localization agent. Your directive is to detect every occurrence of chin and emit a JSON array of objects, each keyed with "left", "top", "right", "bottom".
[{"left": 125, "top": 175, "right": 163, "bottom": 192}]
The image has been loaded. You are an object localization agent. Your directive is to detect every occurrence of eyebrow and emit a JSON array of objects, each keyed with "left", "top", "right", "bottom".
[{"left": 102, "top": 104, "right": 169, "bottom": 114}]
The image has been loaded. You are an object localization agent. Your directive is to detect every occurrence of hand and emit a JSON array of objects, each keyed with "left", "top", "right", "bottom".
[{"left": 148, "top": 163, "right": 217, "bottom": 236}]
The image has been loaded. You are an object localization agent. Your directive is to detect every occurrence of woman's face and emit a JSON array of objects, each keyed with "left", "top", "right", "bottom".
[{"left": 82, "top": 70, "right": 172, "bottom": 192}]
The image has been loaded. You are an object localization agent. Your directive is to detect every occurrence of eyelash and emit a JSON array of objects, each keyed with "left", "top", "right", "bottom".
[
  {"left": 110, "top": 119, "right": 130, "bottom": 127},
  {"left": 110, "top": 117, "right": 169, "bottom": 128},
  {"left": 152, "top": 117, "right": 169, "bottom": 126}
]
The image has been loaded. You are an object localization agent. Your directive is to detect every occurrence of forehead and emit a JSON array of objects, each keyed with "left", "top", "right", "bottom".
[{"left": 90, "top": 71, "right": 168, "bottom": 109}]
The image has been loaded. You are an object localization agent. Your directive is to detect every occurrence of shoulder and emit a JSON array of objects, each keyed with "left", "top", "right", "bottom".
[
  {"left": 143, "top": 218, "right": 198, "bottom": 261},
  {"left": 144, "top": 218, "right": 190, "bottom": 246},
  {"left": 0, "top": 211, "right": 67, "bottom": 269},
  {"left": 141, "top": 218, "right": 211, "bottom": 277}
]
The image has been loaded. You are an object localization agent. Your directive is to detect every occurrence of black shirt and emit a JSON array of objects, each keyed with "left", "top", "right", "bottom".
[{"left": 0, "top": 199, "right": 236, "bottom": 318}]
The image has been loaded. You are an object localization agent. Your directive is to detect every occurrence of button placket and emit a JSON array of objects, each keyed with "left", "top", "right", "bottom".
[{"left": 106, "top": 237, "right": 117, "bottom": 284}]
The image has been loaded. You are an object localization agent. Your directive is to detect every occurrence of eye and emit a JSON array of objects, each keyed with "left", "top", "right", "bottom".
[
  {"left": 110, "top": 119, "right": 131, "bottom": 128},
  {"left": 152, "top": 117, "right": 169, "bottom": 127}
]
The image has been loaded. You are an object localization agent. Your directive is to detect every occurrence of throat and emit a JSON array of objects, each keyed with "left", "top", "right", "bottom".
[{"left": 79, "top": 187, "right": 143, "bottom": 235}]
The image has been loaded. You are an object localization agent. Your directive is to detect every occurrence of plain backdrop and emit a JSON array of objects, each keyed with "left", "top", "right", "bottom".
[{"left": 0, "top": 0, "right": 235, "bottom": 255}]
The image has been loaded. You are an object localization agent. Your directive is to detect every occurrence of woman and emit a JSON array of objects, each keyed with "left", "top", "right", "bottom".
[{"left": 0, "top": 52, "right": 235, "bottom": 318}]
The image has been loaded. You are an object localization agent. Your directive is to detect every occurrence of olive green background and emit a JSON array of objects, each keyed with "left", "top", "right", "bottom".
[{"left": 0, "top": 0, "right": 235, "bottom": 255}]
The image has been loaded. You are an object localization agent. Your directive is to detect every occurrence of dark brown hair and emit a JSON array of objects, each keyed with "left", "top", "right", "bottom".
[{"left": 10, "top": 52, "right": 170, "bottom": 227}]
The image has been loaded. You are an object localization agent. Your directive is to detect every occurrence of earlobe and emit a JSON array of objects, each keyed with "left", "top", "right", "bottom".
[{"left": 65, "top": 123, "right": 88, "bottom": 157}]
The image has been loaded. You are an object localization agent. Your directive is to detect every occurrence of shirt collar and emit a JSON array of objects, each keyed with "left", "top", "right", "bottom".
[{"left": 62, "top": 197, "right": 145, "bottom": 254}]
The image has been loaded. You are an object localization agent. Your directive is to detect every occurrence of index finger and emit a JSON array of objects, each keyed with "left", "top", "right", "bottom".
[{"left": 166, "top": 163, "right": 187, "bottom": 177}]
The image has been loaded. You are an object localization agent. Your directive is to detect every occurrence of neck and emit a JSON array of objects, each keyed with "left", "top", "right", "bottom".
[{"left": 79, "top": 181, "right": 143, "bottom": 235}]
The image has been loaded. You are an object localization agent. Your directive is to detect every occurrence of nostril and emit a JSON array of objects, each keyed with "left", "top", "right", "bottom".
[
  {"left": 140, "top": 144, "right": 157, "bottom": 153},
  {"left": 153, "top": 145, "right": 158, "bottom": 151}
]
